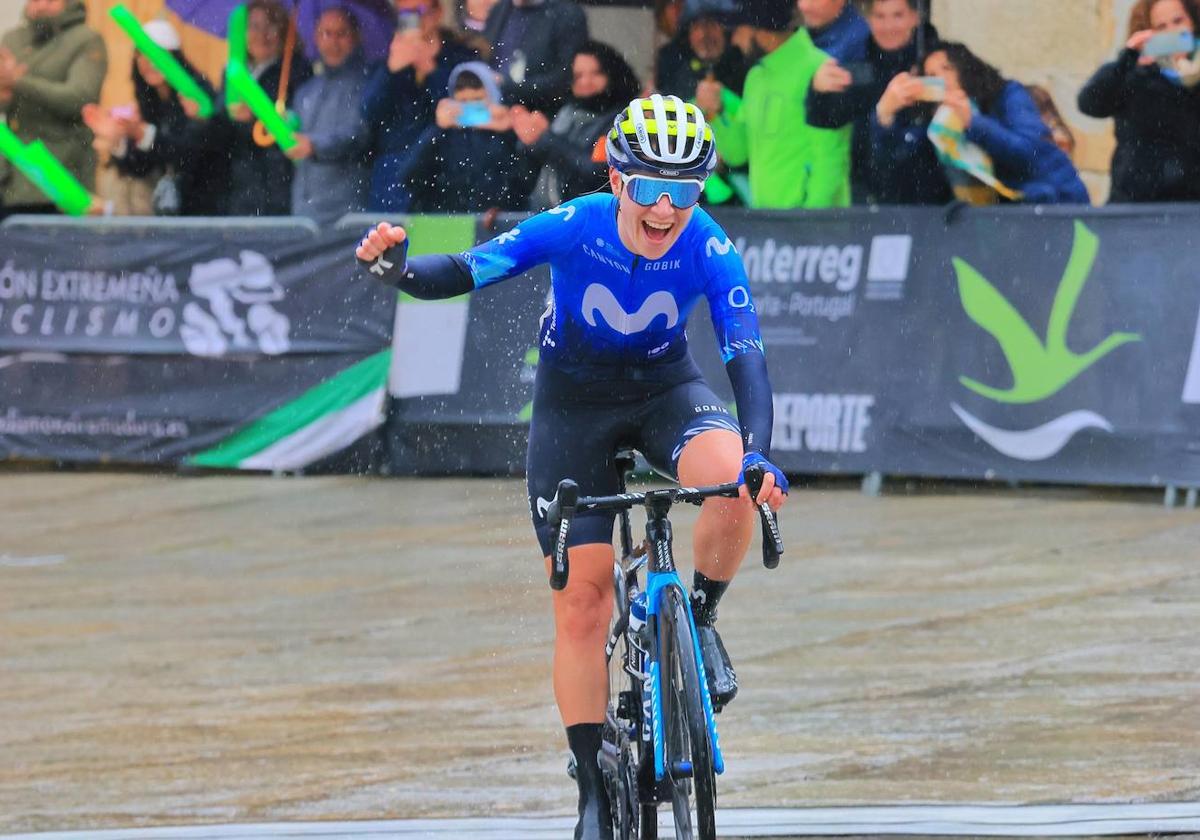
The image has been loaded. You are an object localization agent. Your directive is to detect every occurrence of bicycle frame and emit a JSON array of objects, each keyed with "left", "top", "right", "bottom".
[{"left": 549, "top": 458, "right": 782, "bottom": 824}]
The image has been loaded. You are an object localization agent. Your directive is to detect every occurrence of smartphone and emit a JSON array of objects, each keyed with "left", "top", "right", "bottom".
[
  {"left": 396, "top": 10, "right": 422, "bottom": 32},
  {"left": 457, "top": 101, "right": 491, "bottom": 127},
  {"left": 915, "top": 76, "right": 946, "bottom": 102},
  {"left": 1144, "top": 30, "right": 1195, "bottom": 58}
]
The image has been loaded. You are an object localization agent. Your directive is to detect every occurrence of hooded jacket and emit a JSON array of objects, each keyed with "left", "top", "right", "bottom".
[
  {"left": 290, "top": 51, "right": 373, "bottom": 222},
  {"left": 362, "top": 30, "right": 475, "bottom": 212},
  {"left": 406, "top": 60, "right": 530, "bottom": 212},
  {"left": 709, "top": 28, "right": 850, "bottom": 209},
  {"left": 964, "top": 81, "right": 1089, "bottom": 205},
  {"left": 0, "top": 0, "right": 106, "bottom": 208}
]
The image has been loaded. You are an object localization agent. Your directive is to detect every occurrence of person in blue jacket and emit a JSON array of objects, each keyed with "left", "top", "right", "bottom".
[
  {"left": 361, "top": 0, "right": 475, "bottom": 212},
  {"left": 799, "top": 0, "right": 870, "bottom": 63},
  {"left": 921, "top": 42, "right": 1089, "bottom": 204}
]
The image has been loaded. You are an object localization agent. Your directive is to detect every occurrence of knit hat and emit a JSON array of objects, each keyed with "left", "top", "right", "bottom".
[
  {"left": 143, "top": 19, "right": 182, "bottom": 51},
  {"left": 738, "top": 0, "right": 796, "bottom": 31},
  {"left": 680, "top": 0, "right": 740, "bottom": 26}
]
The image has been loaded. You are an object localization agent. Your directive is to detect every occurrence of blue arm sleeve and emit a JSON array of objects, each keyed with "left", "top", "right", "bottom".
[
  {"left": 357, "top": 237, "right": 475, "bottom": 299},
  {"left": 703, "top": 232, "right": 765, "bottom": 364},
  {"left": 701, "top": 224, "right": 772, "bottom": 454},
  {"left": 358, "top": 196, "right": 592, "bottom": 295},
  {"left": 726, "top": 351, "right": 774, "bottom": 456},
  {"left": 460, "top": 198, "right": 588, "bottom": 288}
]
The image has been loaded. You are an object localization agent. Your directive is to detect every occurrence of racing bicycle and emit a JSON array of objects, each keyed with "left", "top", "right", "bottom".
[{"left": 546, "top": 452, "right": 784, "bottom": 839}]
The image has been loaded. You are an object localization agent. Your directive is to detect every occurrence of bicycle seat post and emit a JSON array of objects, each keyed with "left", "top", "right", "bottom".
[{"left": 614, "top": 449, "right": 638, "bottom": 560}]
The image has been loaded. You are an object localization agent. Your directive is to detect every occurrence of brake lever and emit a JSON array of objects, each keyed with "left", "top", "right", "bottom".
[
  {"left": 548, "top": 479, "right": 578, "bottom": 590},
  {"left": 743, "top": 464, "right": 783, "bottom": 569}
]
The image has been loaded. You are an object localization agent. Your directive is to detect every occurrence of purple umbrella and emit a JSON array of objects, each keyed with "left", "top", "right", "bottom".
[{"left": 166, "top": 0, "right": 397, "bottom": 63}]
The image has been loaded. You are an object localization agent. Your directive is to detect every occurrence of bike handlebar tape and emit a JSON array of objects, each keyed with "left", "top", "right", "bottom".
[
  {"left": 549, "top": 479, "right": 578, "bottom": 591},
  {"left": 744, "top": 465, "right": 783, "bottom": 568}
]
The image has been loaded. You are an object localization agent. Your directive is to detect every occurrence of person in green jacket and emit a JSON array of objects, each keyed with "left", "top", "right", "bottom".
[
  {"left": 0, "top": 0, "right": 107, "bottom": 213},
  {"left": 695, "top": 3, "right": 851, "bottom": 209}
]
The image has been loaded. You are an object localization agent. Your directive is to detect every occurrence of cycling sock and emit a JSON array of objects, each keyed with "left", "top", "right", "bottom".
[
  {"left": 691, "top": 572, "right": 729, "bottom": 626},
  {"left": 566, "top": 722, "right": 604, "bottom": 766}
]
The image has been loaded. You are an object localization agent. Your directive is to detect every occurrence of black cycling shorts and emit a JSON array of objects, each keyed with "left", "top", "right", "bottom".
[{"left": 527, "top": 361, "right": 741, "bottom": 556}]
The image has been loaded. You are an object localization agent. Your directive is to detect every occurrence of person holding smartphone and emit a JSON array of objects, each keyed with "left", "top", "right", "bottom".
[
  {"left": 405, "top": 61, "right": 531, "bottom": 212},
  {"left": 806, "top": 0, "right": 949, "bottom": 205},
  {"left": 1078, "top": 0, "right": 1200, "bottom": 203},
  {"left": 920, "top": 42, "right": 1089, "bottom": 205},
  {"left": 362, "top": 0, "right": 476, "bottom": 212}
]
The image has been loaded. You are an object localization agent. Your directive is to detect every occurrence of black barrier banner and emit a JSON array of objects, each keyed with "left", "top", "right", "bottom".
[
  {"left": 0, "top": 223, "right": 396, "bottom": 468},
  {"left": 386, "top": 206, "right": 1200, "bottom": 486},
  {"left": 381, "top": 214, "right": 546, "bottom": 475},
  {"left": 697, "top": 206, "right": 1200, "bottom": 485}
]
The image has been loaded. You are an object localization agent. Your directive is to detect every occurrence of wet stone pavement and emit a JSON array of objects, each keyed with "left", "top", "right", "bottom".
[{"left": 1, "top": 473, "right": 1198, "bottom": 834}]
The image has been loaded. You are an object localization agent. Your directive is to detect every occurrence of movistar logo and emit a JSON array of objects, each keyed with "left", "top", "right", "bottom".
[
  {"left": 582, "top": 284, "right": 679, "bottom": 335},
  {"left": 705, "top": 236, "right": 735, "bottom": 257},
  {"left": 952, "top": 221, "right": 1140, "bottom": 461}
]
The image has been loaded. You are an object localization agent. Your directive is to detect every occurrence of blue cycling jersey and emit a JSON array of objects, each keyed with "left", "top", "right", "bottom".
[
  {"left": 358, "top": 191, "right": 777, "bottom": 457},
  {"left": 460, "top": 193, "right": 765, "bottom": 370}
]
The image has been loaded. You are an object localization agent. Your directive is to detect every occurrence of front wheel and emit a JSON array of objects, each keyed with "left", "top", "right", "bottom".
[{"left": 658, "top": 586, "right": 716, "bottom": 840}]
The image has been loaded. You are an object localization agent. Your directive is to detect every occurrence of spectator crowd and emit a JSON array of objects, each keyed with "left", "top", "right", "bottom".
[{"left": 3, "top": 0, "right": 1200, "bottom": 220}]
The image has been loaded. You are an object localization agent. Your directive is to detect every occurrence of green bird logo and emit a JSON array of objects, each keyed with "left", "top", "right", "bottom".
[{"left": 953, "top": 221, "right": 1140, "bottom": 404}]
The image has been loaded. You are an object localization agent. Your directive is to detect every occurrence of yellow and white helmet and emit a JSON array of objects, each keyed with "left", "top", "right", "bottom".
[{"left": 606, "top": 94, "right": 717, "bottom": 179}]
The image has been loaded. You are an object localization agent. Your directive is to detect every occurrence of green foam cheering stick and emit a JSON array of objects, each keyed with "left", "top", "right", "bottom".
[
  {"left": 108, "top": 5, "right": 214, "bottom": 118},
  {"left": 0, "top": 124, "right": 92, "bottom": 215},
  {"left": 225, "top": 4, "right": 247, "bottom": 113},
  {"left": 225, "top": 60, "right": 298, "bottom": 150}
]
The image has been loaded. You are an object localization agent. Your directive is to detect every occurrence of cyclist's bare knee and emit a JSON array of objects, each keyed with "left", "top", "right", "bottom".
[
  {"left": 547, "top": 543, "right": 613, "bottom": 643},
  {"left": 556, "top": 579, "right": 611, "bottom": 643},
  {"left": 677, "top": 428, "right": 742, "bottom": 487}
]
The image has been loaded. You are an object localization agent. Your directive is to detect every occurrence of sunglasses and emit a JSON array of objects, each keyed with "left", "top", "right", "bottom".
[{"left": 620, "top": 173, "right": 704, "bottom": 209}]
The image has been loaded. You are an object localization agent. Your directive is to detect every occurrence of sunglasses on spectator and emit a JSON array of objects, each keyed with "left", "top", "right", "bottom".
[{"left": 619, "top": 173, "right": 704, "bottom": 209}]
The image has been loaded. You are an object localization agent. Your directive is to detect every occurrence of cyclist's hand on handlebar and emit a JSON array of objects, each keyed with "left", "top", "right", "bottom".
[
  {"left": 355, "top": 221, "right": 408, "bottom": 263},
  {"left": 738, "top": 452, "right": 788, "bottom": 511}
]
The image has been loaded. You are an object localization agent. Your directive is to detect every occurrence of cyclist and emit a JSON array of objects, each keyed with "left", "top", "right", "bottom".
[{"left": 356, "top": 94, "right": 788, "bottom": 840}]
